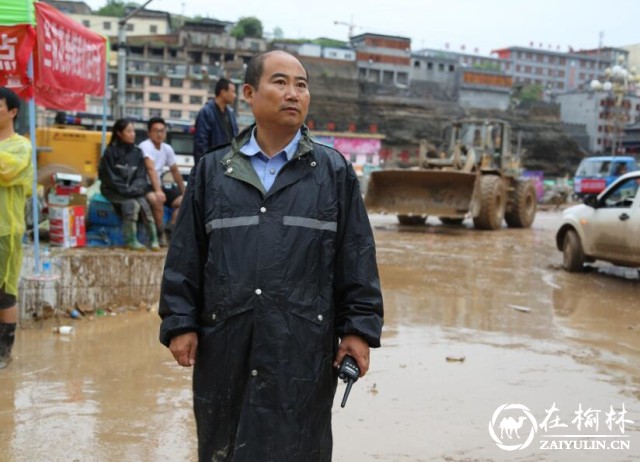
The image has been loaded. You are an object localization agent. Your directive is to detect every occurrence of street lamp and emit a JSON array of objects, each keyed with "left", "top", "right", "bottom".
[
  {"left": 117, "top": 0, "right": 154, "bottom": 119},
  {"left": 590, "top": 55, "right": 640, "bottom": 155}
]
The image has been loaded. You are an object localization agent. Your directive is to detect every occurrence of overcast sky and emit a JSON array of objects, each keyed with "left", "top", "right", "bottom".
[{"left": 84, "top": 0, "right": 639, "bottom": 56}]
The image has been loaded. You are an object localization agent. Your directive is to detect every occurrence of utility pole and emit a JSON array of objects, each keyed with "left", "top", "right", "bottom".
[{"left": 117, "top": 0, "right": 154, "bottom": 119}]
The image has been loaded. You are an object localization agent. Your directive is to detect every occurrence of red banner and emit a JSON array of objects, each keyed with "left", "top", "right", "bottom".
[
  {"left": 0, "top": 24, "right": 36, "bottom": 99},
  {"left": 35, "top": 2, "right": 106, "bottom": 97}
]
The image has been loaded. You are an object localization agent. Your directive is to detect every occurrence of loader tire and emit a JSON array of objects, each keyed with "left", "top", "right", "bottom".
[
  {"left": 472, "top": 175, "right": 505, "bottom": 230},
  {"left": 439, "top": 217, "right": 464, "bottom": 225},
  {"left": 505, "top": 180, "right": 537, "bottom": 228},
  {"left": 397, "top": 215, "right": 427, "bottom": 225}
]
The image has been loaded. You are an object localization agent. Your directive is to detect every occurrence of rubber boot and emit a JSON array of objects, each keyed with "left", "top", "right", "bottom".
[
  {"left": 123, "top": 220, "right": 146, "bottom": 251},
  {"left": 147, "top": 222, "right": 161, "bottom": 251},
  {"left": 0, "top": 323, "right": 16, "bottom": 369},
  {"left": 157, "top": 225, "right": 168, "bottom": 248}
]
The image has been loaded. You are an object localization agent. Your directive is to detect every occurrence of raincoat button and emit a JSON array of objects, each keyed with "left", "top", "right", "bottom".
[
  {"left": 270, "top": 168, "right": 276, "bottom": 174},
  {"left": 317, "top": 314, "right": 323, "bottom": 321},
  {"left": 255, "top": 288, "right": 262, "bottom": 295},
  {"left": 251, "top": 369, "right": 258, "bottom": 376},
  {"left": 260, "top": 207, "right": 266, "bottom": 213},
  {"left": 226, "top": 167, "right": 233, "bottom": 174},
  {"left": 211, "top": 313, "right": 217, "bottom": 321},
  {"left": 310, "top": 161, "right": 317, "bottom": 167},
  {"left": 226, "top": 159, "right": 231, "bottom": 164}
]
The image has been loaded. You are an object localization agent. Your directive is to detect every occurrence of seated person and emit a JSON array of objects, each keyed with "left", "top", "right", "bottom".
[
  {"left": 614, "top": 163, "right": 628, "bottom": 176},
  {"left": 98, "top": 118, "right": 160, "bottom": 251},
  {"left": 139, "top": 117, "right": 185, "bottom": 246}
]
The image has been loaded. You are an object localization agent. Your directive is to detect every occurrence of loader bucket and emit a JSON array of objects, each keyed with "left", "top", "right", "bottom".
[{"left": 364, "top": 170, "right": 478, "bottom": 216}]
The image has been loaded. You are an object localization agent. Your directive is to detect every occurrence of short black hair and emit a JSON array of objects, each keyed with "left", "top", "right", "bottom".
[
  {"left": 147, "top": 117, "right": 166, "bottom": 131},
  {"left": 244, "top": 50, "right": 309, "bottom": 90},
  {"left": 215, "top": 78, "right": 234, "bottom": 97},
  {"left": 0, "top": 87, "right": 21, "bottom": 117}
]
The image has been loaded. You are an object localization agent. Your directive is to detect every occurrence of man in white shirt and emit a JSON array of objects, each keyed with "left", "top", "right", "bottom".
[{"left": 140, "top": 117, "right": 186, "bottom": 246}]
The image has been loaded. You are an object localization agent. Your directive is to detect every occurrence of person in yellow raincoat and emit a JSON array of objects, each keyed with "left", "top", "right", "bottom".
[{"left": 0, "top": 87, "right": 33, "bottom": 369}]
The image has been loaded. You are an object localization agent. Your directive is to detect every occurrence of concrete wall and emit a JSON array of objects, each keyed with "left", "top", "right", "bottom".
[
  {"left": 458, "top": 89, "right": 510, "bottom": 111},
  {"left": 19, "top": 249, "right": 166, "bottom": 321}
]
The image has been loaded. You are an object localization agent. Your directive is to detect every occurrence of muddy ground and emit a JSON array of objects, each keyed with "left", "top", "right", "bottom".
[{"left": 0, "top": 210, "right": 638, "bottom": 461}]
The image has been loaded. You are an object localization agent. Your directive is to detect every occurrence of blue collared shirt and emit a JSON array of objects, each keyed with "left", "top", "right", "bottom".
[{"left": 239, "top": 128, "right": 302, "bottom": 192}]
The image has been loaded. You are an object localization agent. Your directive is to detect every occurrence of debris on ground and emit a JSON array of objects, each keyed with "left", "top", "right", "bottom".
[
  {"left": 445, "top": 356, "right": 465, "bottom": 362},
  {"left": 509, "top": 304, "right": 531, "bottom": 313}
]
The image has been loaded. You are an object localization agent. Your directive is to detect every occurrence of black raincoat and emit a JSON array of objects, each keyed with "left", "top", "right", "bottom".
[{"left": 159, "top": 125, "right": 383, "bottom": 461}]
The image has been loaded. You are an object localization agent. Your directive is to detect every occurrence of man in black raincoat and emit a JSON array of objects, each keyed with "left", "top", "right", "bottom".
[{"left": 159, "top": 50, "right": 383, "bottom": 461}]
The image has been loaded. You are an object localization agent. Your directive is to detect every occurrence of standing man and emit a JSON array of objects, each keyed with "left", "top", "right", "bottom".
[
  {"left": 140, "top": 117, "right": 186, "bottom": 246},
  {"left": 192, "top": 77, "right": 239, "bottom": 165},
  {"left": 159, "top": 51, "right": 383, "bottom": 461},
  {"left": 0, "top": 88, "right": 33, "bottom": 369}
]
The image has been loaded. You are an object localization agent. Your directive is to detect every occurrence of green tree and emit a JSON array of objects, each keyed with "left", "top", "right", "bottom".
[
  {"left": 96, "top": 0, "right": 140, "bottom": 17},
  {"left": 231, "top": 17, "right": 263, "bottom": 39},
  {"left": 273, "top": 27, "right": 284, "bottom": 39},
  {"left": 518, "top": 84, "right": 544, "bottom": 102}
]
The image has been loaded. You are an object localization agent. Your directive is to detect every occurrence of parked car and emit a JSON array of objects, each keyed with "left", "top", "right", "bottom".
[
  {"left": 556, "top": 170, "right": 640, "bottom": 272},
  {"left": 572, "top": 156, "right": 638, "bottom": 199}
]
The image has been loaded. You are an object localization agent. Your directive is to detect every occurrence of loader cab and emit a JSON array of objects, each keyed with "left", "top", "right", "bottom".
[{"left": 453, "top": 120, "right": 511, "bottom": 170}]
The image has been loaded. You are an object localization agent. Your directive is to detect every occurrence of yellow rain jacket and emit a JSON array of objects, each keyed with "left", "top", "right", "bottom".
[{"left": 0, "top": 134, "right": 33, "bottom": 296}]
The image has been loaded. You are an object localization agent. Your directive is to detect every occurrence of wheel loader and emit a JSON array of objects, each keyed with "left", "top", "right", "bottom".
[{"left": 364, "top": 118, "right": 537, "bottom": 230}]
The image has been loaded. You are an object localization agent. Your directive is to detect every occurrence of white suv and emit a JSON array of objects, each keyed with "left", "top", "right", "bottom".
[{"left": 556, "top": 171, "right": 640, "bottom": 272}]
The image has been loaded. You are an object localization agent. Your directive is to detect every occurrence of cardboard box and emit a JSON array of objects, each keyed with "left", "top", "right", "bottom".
[
  {"left": 48, "top": 192, "right": 88, "bottom": 207},
  {"left": 49, "top": 205, "right": 87, "bottom": 248}
]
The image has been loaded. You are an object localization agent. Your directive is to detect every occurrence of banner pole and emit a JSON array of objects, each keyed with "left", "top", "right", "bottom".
[
  {"left": 26, "top": 0, "right": 40, "bottom": 274},
  {"left": 101, "top": 59, "right": 107, "bottom": 156}
]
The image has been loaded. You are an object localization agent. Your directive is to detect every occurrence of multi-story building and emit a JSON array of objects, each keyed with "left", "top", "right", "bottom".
[
  {"left": 104, "top": 18, "right": 267, "bottom": 126},
  {"left": 43, "top": 0, "right": 172, "bottom": 37},
  {"left": 351, "top": 33, "right": 411, "bottom": 86},
  {"left": 492, "top": 46, "right": 628, "bottom": 92},
  {"left": 558, "top": 91, "right": 640, "bottom": 154}
]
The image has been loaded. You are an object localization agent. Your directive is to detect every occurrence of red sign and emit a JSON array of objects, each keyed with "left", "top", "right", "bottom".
[
  {"left": 35, "top": 2, "right": 106, "bottom": 98},
  {"left": 579, "top": 178, "right": 606, "bottom": 194},
  {"left": 0, "top": 25, "right": 36, "bottom": 99}
]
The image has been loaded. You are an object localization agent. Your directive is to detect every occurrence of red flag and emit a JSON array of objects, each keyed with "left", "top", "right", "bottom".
[
  {"left": 0, "top": 25, "right": 36, "bottom": 99},
  {"left": 34, "top": 2, "right": 106, "bottom": 109}
]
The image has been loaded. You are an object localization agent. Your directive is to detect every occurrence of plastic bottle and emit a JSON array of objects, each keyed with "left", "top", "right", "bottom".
[{"left": 41, "top": 246, "right": 52, "bottom": 277}]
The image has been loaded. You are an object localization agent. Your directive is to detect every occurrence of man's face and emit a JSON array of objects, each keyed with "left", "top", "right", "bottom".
[
  {"left": 243, "top": 52, "right": 310, "bottom": 130},
  {"left": 148, "top": 122, "right": 166, "bottom": 145},
  {"left": 221, "top": 83, "right": 237, "bottom": 106},
  {"left": 0, "top": 99, "right": 17, "bottom": 129}
]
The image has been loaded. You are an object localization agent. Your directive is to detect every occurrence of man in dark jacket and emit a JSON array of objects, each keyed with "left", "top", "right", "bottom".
[
  {"left": 159, "top": 50, "right": 383, "bottom": 461},
  {"left": 192, "top": 78, "right": 239, "bottom": 165}
]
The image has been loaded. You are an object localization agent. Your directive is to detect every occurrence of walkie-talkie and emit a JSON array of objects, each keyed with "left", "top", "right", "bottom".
[{"left": 337, "top": 355, "right": 360, "bottom": 408}]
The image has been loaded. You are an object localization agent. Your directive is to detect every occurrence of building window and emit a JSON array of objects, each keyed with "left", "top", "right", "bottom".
[
  {"left": 191, "top": 80, "right": 203, "bottom": 89},
  {"left": 169, "top": 94, "right": 182, "bottom": 103},
  {"left": 427, "top": 62, "right": 433, "bottom": 70},
  {"left": 169, "top": 110, "right": 182, "bottom": 119},
  {"left": 382, "top": 70, "right": 394, "bottom": 84},
  {"left": 328, "top": 51, "right": 337, "bottom": 57},
  {"left": 516, "top": 65, "right": 521, "bottom": 72},
  {"left": 190, "top": 111, "right": 199, "bottom": 120},
  {"left": 449, "top": 64, "right": 455, "bottom": 72},
  {"left": 438, "top": 63, "right": 445, "bottom": 71},
  {"left": 149, "top": 92, "right": 161, "bottom": 102},
  {"left": 170, "top": 79, "right": 183, "bottom": 88},
  {"left": 397, "top": 72, "right": 408, "bottom": 85},
  {"left": 149, "top": 109, "right": 162, "bottom": 117},
  {"left": 150, "top": 25, "right": 158, "bottom": 33},
  {"left": 103, "top": 21, "right": 111, "bottom": 30},
  {"left": 126, "top": 24, "right": 134, "bottom": 32},
  {"left": 189, "top": 95, "right": 203, "bottom": 105},
  {"left": 149, "top": 77, "right": 163, "bottom": 86},
  {"left": 414, "top": 60, "right": 421, "bottom": 68},
  {"left": 82, "top": 20, "right": 90, "bottom": 27}
]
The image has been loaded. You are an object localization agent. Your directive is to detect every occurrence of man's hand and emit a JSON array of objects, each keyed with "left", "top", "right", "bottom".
[
  {"left": 154, "top": 189, "right": 167, "bottom": 203},
  {"left": 169, "top": 332, "right": 198, "bottom": 367},
  {"left": 334, "top": 335, "right": 370, "bottom": 377}
]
